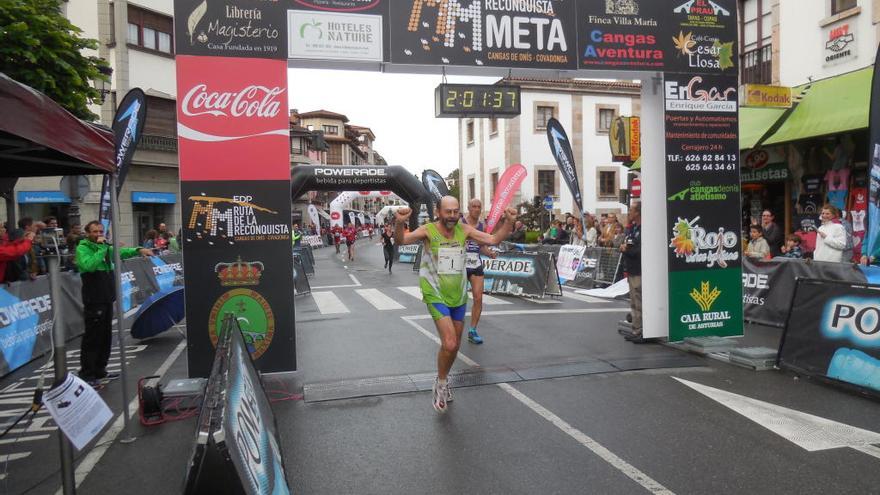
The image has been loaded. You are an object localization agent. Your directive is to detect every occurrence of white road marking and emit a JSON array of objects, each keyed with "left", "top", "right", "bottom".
[
  {"left": 0, "top": 434, "right": 50, "bottom": 445},
  {"left": 469, "top": 293, "right": 513, "bottom": 305},
  {"left": 355, "top": 289, "right": 406, "bottom": 310},
  {"left": 63, "top": 339, "right": 187, "bottom": 493},
  {"left": 521, "top": 297, "right": 562, "bottom": 304},
  {"left": 310, "top": 292, "right": 350, "bottom": 314},
  {"left": 676, "top": 378, "right": 880, "bottom": 456},
  {"left": 398, "top": 286, "right": 423, "bottom": 300},
  {"left": 311, "top": 274, "right": 362, "bottom": 290},
  {"left": 499, "top": 383, "right": 675, "bottom": 494},
  {"left": 404, "top": 308, "right": 628, "bottom": 321},
  {"left": 562, "top": 292, "right": 610, "bottom": 304},
  {"left": 0, "top": 453, "right": 29, "bottom": 463},
  {"left": 402, "top": 315, "right": 674, "bottom": 494}
]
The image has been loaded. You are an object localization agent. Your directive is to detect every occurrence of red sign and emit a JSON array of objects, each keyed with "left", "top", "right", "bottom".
[
  {"left": 631, "top": 178, "right": 641, "bottom": 198},
  {"left": 331, "top": 211, "right": 341, "bottom": 220},
  {"left": 176, "top": 55, "right": 290, "bottom": 181}
]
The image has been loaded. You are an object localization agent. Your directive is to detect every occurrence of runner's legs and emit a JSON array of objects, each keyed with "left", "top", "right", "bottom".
[
  {"left": 434, "top": 316, "right": 464, "bottom": 380},
  {"left": 469, "top": 274, "right": 484, "bottom": 329}
]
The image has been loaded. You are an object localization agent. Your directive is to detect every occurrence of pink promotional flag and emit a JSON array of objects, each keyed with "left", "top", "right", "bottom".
[{"left": 487, "top": 164, "right": 528, "bottom": 233}]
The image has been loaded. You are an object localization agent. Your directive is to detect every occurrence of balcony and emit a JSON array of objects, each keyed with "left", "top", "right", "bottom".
[
  {"left": 139, "top": 134, "right": 178, "bottom": 152},
  {"left": 742, "top": 45, "right": 773, "bottom": 85}
]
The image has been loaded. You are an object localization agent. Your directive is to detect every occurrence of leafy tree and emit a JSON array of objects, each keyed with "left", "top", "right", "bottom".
[
  {"left": 516, "top": 197, "right": 551, "bottom": 231},
  {"left": 446, "top": 169, "right": 460, "bottom": 201},
  {"left": 0, "top": 0, "right": 110, "bottom": 121}
]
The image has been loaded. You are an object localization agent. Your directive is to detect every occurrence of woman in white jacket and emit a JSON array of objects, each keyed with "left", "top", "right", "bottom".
[{"left": 814, "top": 204, "right": 848, "bottom": 262}]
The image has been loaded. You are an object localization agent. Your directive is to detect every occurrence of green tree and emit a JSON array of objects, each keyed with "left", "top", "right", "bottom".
[
  {"left": 447, "top": 169, "right": 460, "bottom": 200},
  {"left": 0, "top": 0, "right": 110, "bottom": 121}
]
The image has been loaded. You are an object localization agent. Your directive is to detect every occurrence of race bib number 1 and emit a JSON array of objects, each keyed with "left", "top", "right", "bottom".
[{"left": 437, "top": 247, "right": 464, "bottom": 274}]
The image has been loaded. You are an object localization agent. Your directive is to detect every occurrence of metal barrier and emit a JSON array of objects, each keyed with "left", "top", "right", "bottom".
[{"left": 564, "top": 247, "right": 623, "bottom": 289}]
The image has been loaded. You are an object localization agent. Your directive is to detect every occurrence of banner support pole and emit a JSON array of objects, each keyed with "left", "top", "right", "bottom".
[
  {"left": 48, "top": 254, "right": 76, "bottom": 494},
  {"left": 109, "top": 173, "right": 135, "bottom": 444}
]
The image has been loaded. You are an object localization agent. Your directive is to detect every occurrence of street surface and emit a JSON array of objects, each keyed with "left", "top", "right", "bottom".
[{"left": 2, "top": 240, "right": 880, "bottom": 494}]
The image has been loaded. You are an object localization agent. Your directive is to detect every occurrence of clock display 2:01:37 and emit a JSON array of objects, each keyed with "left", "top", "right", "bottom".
[{"left": 445, "top": 88, "right": 517, "bottom": 109}]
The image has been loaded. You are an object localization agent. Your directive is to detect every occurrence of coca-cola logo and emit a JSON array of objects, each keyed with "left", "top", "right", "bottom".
[{"left": 182, "top": 84, "right": 284, "bottom": 118}]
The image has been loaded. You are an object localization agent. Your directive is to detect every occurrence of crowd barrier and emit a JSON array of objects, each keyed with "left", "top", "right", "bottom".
[
  {"left": 779, "top": 279, "right": 880, "bottom": 398},
  {"left": 0, "top": 254, "right": 184, "bottom": 378},
  {"left": 183, "top": 313, "right": 290, "bottom": 494},
  {"left": 292, "top": 246, "right": 315, "bottom": 276},
  {"left": 302, "top": 235, "right": 324, "bottom": 248},
  {"left": 742, "top": 257, "right": 880, "bottom": 327},
  {"left": 483, "top": 252, "right": 562, "bottom": 298},
  {"left": 293, "top": 255, "right": 311, "bottom": 296}
]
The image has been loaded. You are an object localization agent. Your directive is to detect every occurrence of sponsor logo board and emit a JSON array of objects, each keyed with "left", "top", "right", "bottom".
[
  {"left": 174, "top": 0, "right": 287, "bottom": 59},
  {"left": 824, "top": 22, "right": 857, "bottom": 66},
  {"left": 288, "top": 10, "right": 383, "bottom": 61}
]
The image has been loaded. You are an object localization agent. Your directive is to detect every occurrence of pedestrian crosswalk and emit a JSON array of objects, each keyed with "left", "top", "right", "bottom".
[{"left": 311, "top": 286, "right": 521, "bottom": 314}]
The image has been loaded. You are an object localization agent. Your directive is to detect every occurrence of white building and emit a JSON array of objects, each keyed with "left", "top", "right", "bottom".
[
  {"left": 459, "top": 78, "right": 640, "bottom": 219},
  {"left": 10, "top": 0, "right": 180, "bottom": 246}
]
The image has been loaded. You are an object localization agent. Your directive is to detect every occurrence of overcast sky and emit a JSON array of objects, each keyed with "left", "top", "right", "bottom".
[{"left": 288, "top": 68, "right": 496, "bottom": 177}]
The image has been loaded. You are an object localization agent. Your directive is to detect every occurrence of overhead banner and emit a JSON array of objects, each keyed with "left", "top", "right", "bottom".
[
  {"left": 390, "top": 0, "right": 578, "bottom": 70},
  {"left": 664, "top": 71, "right": 742, "bottom": 342},
  {"left": 780, "top": 279, "right": 880, "bottom": 396},
  {"left": 483, "top": 252, "right": 561, "bottom": 298},
  {"left": 546, "top": 118, "right": 583, "bottom": 213},
  {"left": 486, "top": 163, "right": 527, "bottom": 233}
]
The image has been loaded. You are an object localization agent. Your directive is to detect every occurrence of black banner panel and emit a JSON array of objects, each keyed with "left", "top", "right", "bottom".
[
  {"left": 781, "top": 279, "right": 880, "bottom": 397},
  {"left": 181, "top": 180, "right": 295, "bottom": 377}
]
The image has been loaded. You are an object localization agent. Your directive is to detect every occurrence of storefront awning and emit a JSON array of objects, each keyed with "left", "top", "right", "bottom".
[
  {"left": 17, "top": 191, "right": 71, "bottom": 204},
  {"left": 763, "top": 66, "right": 871, "bottom": 146},
  {"left": 739, "top": 107, "right": 786, "bottom": 150},
  {"left": 132, "top": 192, "right": 177, "bottom": 204}
]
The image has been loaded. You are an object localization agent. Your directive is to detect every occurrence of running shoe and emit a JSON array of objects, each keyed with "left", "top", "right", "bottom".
[
  {"left": 432, "top": 378, "right": 448, "bottom": 413},
  {"left": 467, "top": 328, "right": 483, "bottom": 344},
  {"left": 445, "top": 382, "right": 453, "bottom": 402}
]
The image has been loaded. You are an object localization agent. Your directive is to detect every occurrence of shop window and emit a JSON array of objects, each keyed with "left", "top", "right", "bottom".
[
  {"left": 831, "top": 0, "right": 857, "bottom": 15},
  {"left": 538, "top": 170, "right": 556, "bottom": 197}
]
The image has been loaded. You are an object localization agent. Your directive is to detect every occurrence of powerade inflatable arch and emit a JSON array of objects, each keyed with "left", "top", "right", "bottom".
[
  {"left": 330, "top": 190, "right": 401, "bottom": 228},
  {"left": 291, "top": 165, "right": 429, "bottom": 230}
]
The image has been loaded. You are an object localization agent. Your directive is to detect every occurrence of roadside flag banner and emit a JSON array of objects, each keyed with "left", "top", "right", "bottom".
[
  {"left": 487, "top": 164, "right": 527, "bottom": 233},
  {"left": 421, "top": 169, "right": 449, "bottom": 203},
  {"left": 866, "top": 44, "right": 880, "bottom": 261},
  {"left": 546, "top": 118, "right": 583, "bottom": 214},
  {"left": 308, "top": 204, "right": 321, "bottom": 236}
]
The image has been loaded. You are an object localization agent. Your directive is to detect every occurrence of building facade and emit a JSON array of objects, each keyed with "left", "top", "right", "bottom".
[
  {"left": 459, "top": 78, "right": 640, "bottom": 220},
  {"left": 738, "top": 0, "right": 879, "bottom": 257}
]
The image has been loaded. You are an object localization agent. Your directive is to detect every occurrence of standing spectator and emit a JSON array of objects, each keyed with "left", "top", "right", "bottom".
[
  {"left": 838, "top": 213, "right": 855, "bottom": 262},
  {"left": 0, "top": 223, "right": 35, "bottom": 283},
  {"left": 143, "top": 229, "right": 158, "bottom": 250},
  {"left": 292, "top": 223, "right": 303, "bottom": 247},
  {"left": 620, "top": 205, "right": 645, "bottom": 343},
  {"left": 154, "top": 231, "right": 168, "bottom": 251},
  {"left": 157, "top": 223, "right": 168, "bottom": 236},
  {"left": 569, "top": 217, "right": 586, "bottom": 247},
  {"left": 162, "top": 231, "right": 180, "bottom": 253},
  {"left": 76, "top": 221, "right": 152, "bottom": 386},
  {"left": 509, "top": 220, "right": 527, "bottom": 243},
  {"left": 584, "top": 216, "right": 599, "bottom": 247},
  {"left": 814, "top": 204, "right": 848, "bottom": 262},
  {"left": 760, "top": 210, "right": 783, "bottom": 257},
  {"left": 599, "top": 213, "right": 620, "bottom": 247},
  {"left": 43, "top": 216, "right": 59, "bottom": 230},
  {"left": 610, "top": 223, "right": 626, "bottom": 249},
  {"left": 8, "top": 218, "right": 40, "bottom": 280},
  {"left": 780, "top": 234, "right": 803, "bottom": 259},
  {"left": 745, "top": 225, "right": 771, "bottom": 260}
]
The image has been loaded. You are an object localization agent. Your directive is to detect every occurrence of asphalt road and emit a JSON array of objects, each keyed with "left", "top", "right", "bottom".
[{"left": 2, "top": 239, "right": 880, "bottom": 494}]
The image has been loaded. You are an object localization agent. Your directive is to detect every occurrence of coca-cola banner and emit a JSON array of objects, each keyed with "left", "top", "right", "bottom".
[
  {"left": 176, "top": 55, "right": 290, "bottom": 181},
  {"left": 174, "top": 0, "right": 287, "bottom": 59}
]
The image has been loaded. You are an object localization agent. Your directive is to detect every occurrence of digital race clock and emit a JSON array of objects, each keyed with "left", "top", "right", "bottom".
[{"left": 435, "top": 84, "right": 521, "bottom": 118}]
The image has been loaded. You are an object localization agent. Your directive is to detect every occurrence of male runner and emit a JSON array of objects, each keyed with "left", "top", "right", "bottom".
[
  {"left": 394, "top": 196, "right": 517, "bottom": 413},
  {"left": 461, "top": 198, "right": 498, "bottom": 345}
]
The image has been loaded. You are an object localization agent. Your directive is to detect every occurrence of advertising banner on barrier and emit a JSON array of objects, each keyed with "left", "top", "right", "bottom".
[
  {"left": 664, "top": 71, "right": 742, "bottom": 341},
  {"left": 557, "top": 244, "right": 585, "bottom": 283},
  {"left": 0, "top": 255, "right": 183, "bottom": 378},
  {"left": 742, "top": 257, "right": 879, "bottom": 327},
  {"left": 396, "top": 243, "right": 421, "bottom": 264},
  {"left": 780, "top": 279, "right": 880, "bottom": 395},
  {"left": 483, "top": 252, "right": 558, "bottom": 298}
]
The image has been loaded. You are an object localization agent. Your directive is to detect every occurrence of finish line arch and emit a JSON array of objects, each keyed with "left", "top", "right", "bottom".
[
  {"left": 292, "top": 165, "right": 428, "bottom": 230},
  {"left": 174, "top": 0, "right": 743, "bottom": 379}
]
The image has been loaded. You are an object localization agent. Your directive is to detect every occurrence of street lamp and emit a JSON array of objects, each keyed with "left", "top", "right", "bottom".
[{"left": 95, "top": 65, "right": 114, "bottom": 104}]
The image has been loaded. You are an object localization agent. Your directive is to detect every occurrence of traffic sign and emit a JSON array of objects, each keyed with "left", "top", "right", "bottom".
[
  {"left": 543, "top": 195, "right": 554, "bottom": 210},
  {"left": 631, "top": 179, "right": 641, "bottom": 198}
]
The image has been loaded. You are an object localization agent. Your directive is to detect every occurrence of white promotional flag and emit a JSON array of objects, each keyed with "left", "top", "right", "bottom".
[{"left": 308, "top": 204, "right": 321, "bottom": 235}]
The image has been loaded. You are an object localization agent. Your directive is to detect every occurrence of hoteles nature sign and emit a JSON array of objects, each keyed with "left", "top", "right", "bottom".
[{"left": 174, "top": 0, "right": 741, "bottom": 380}]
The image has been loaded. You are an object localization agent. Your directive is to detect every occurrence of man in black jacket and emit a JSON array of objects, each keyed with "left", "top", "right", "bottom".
[{"left": 620, "top": 204, "right": 645, "bottom": 343}]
